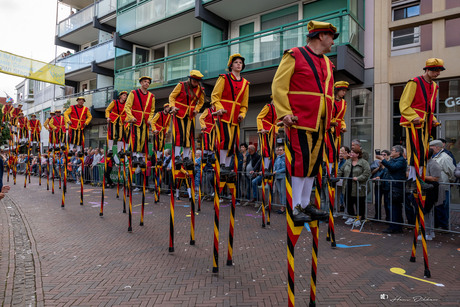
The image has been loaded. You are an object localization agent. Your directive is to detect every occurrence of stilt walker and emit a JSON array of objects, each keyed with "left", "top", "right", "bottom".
[
  {"left": 272, "top": 20, "right": 337, "bottom": 306},
  {"left": 64, "top": 98, "right": 92, "bottom": 206},
  {"left": 121, "top": 140, "right": 127, "bottom": 213},
  {"left": 16, "top": 113, "right": 29, "bottom": 188},
  {"left": 105, "top": 90, "right": 129, "bottom": 198},
  {"left": 257, "top": 98, "right": 279, "bottom": 226},
  {"left": 169, "top": 115, "right": 178, "bottom": 252},
  {"left": 211, "top": 110, "right": 222, "bottom": 271},
  {"left": 399, "top": 59, "right": 444, "bottom": 278},
  {"left": 44, "top": 112, "right": 55, "bottom": 191},
  {"left": 49, "top": 110, "right": 66, "bottom": 195},
  {"left": 62, "top": 130, "right": 69, "bottom": 208},
  {"left": 199, "top": 105, "right": 217, "bottom": 211},
  {"left": 151, "top": 103, "right": 171, "bottom": 203},
  {"left": 100, "top": 123, "right": 110, "bottom": 217},
  {"left": 127, "top": 124, "right": 134, "bottom": 232},
  {"left": 211, "top": 53, "right": 250, "bottom": 272},
  {"left": 124, "top": 76, "right": 156, "bottom": 229},
  {"left": 169, "top": 70, "right": 205, "bottom": 245},
  {"left": 29, "top": 114, "right": 42, "bottom": 186},
  {"left": 259, "top": 134, "right": 267, "bottom": 228}
]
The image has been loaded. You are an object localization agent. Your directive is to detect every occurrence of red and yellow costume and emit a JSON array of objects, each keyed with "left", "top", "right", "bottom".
[
  {"left": 64, "top": 104, "right": 92, "bottom": 146},
  {"left": 211, "top": 73, "right": 249, "bottom": 155},
  {"left": 124, "top": 88, "right": 155, "bottom": 152},
  {"left": 48, "top": 113, "right": 67, "bottom": 145},
  {"left": 2, "top": 104, "right": 13, "bottom": 124},
  {"left": 272, "top": 45, "right": 334, "bottom": 177},
  {"left": 28, "top": 117, "right": 41, "bottom": 143},
  {"left": 17, "top": 116, "right": 29, "bottom": 140},
  {"left": 105, "top": 97, "right": 127, "bottom": 143},
  {"left": 199, "top": 106, "right": 217, "bottom": 152},
  {"left": 151, "top": 108, "right": 171, "bottom": 153},
  {"left": 400, "top": 74, "right": 438, "bottom": 169},
  {"left": 257, "top": 102, "right": 279, "bottom": 159},
  {"left": 43, "top": 113, "right": 55, "bottom": 145},
  {"left": 169, "top": 80, "right": 204, "bottom": 148},
  {"left": 325, "top": 81, "right": 348, "bottom": 164},
  {"left": 9, "top": 107, "right": 22, "bottom": 127}
]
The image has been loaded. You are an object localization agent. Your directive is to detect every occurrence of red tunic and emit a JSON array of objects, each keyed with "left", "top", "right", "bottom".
[
  {"left": 128, "top": 89, "right": 155, "bottom": 127},
  {"left": 173, "top": 82, "right": 203, "bottom": 119},
  {"left": 219, "top": 74, "right": 249, "bottom": 125},
  {"left": 68, "top": 106, "right": 89, "bottom": 130},
  {"left": 287, "top": 46, "right": 334, "bottom": 131},
  {"left": 108, "top": 100, "right": 127, "bottom": 123}
]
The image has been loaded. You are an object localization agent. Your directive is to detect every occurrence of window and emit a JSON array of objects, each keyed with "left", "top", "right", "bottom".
[
  {"left": 350, "top": 88, "right": 373, "bottom": 156},
  {"left": 391, "top": 1, "right": 420, "bottom": 54},
  {"left": 134, "top": 46, "right": 150, "bottom": 65}
]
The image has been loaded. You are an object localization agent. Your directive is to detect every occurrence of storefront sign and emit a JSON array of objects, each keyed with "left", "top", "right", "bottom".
[{"left": 444, "top": 97, "right": 460, "bottom": 108}]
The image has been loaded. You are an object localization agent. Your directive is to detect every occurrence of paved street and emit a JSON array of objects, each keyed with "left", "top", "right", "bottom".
[{"left": 0, "top": 175, "right": 459, "bottom": 306}]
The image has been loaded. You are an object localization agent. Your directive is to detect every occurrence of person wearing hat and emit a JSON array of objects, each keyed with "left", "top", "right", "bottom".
[
  {"left": 199, "top": 104, "right": 217, "bottom": 154},
  {"left": 256, "top": 96, "right": 279, "bottom": 169},
  {"left": 271, "top": 20, "right": 337, "bottom": 223},
  {"left": 48, "top": 110, "right": 67, "bottom": 147},
  {"left": 124, "top": 76, "right": 155, "bottom": 163},
  {"left": 325, "top": 81, "right": 349, "bottom": 173},
  {"left": 105, "top": 91, "right": 128, "bottom": 154},
  {"left": 2, "top": 98, "right": 13, "bottom": 127},
  {"left": 429, "top": 139, "right": 455, "bottom": 230},
  {"left": 400, "top": 58, "right": 444, "bottom": 186},
  {"left": 169, "top": 70, "right": 205, "bottom": 162},
  {"left": 28, "top": 114, "right": 41, "bottom": 146},
  {"left": 9, "top": 103, "right": 23, "bottom": 130},
  {"left": 212, "top": 53, "right": 250, "bottom": 172},
  {"left": 43, "top": 111, "right": 55, "bottom": 145},
  {"left": 64, "top": 97, "right": 92, "bottom": 152},
  {"left": 151, "top": 103, "right": 171, "bottom": 159},
  {"left": 16, "top": 112, "right": 29, "bottom": 145}
]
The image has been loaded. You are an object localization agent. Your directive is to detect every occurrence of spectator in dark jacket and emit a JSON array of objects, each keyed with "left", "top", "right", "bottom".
[
  {"left": 246, "top": 145, "right": 262, "bottom": 204},
  {"left": 376, "top": 145, "right": 407, "bottom": 233}
]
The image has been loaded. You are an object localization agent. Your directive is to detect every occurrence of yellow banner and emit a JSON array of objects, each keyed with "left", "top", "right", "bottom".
[{"left": 0, "top": 50, "right": 65, "bottom": 85}]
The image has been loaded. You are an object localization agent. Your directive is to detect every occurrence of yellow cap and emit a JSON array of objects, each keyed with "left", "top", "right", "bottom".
[
  {"left": 30, "top": 114, "right": 36, "bottom": 117},
  {"left": 334, "top": 81, "right": 349, "bottom": 90},
  {"left": 189, "top": 70, "right": 204, "bottom": 80},
  {"left": 423, "top": 58, "right": 445, "bottom": 71},
  {"left": 76, "top": 96, "right": 86, "bottom": 101},
  {"left": 139, "top": 76, "right": 152, "bottom": 83},
  {"left": 307, "top": 20, "right": 339, "bottom": 39},
  {"left": 17, "top": 103, "right": 23, "bottom": 107},
  {"left": 55, "top": 109, "right": 61, "bottom": 113},
  {"left": 163, "top": 103, "right": 170, "bottom": 108},
  {"left": 227, "top": 53, "right": 246, "bottom": 69},
  {"left": 118, "top": 91, "right": 128, "bottom": 96},
  {"left": 50, "top": 111, "right": 55, "bottom": 115}
]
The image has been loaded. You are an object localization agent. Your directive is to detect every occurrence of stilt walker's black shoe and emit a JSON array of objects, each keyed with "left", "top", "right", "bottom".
[
  {"left": 302, "top": 204, "right": 329, "bottom": 222},
  {"left": 292, "top": 205, "right": 312, "bottom": 223}
]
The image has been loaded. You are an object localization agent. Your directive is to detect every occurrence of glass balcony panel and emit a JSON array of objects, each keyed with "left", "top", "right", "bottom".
[
  {"left": 58, "top": 5, "right": 94, "bottom": 37},
  {"left": 93, "top": 87, "right": 115, "bottom": 108},
  {"left": 117, "top": 0, "right": 195, "bottom": 35},
  {"left": 118, "top": 0, "right": 136, "bottom": 9},
  {"left": 115, "top": 13, "right": 363, "bottom": 91},
  {"left": 97, "top": 0, "right": 117, "bottom": 17}
]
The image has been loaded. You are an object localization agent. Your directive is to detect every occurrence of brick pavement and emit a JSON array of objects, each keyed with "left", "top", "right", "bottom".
[{"left": 0, "top": 174, "right": 459, "bottom": 306}]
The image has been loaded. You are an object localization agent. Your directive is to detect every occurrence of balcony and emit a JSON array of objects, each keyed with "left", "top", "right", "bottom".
[
  {"left": 115, "top": 11, "right": 364, "bottom": 92},
  {"left": 117, "top": 0, "right": 200, "bottom": 46},
  {"left": 57, "top": 40, "right": 129, "bottom": 80},
  {"left": 53, "top": 86, "right": 114, "bottom": 110},
  {"left": 96, "top": 0, "right": 117, "bottom": 18},
  {"left": 57, "top": 3, "right": 99, "bottom": 45}
]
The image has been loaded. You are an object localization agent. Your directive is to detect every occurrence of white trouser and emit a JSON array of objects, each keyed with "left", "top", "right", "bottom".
[
  {"left": 108, "top": 139, "right": 114, "bottom": 150},
  {"left": 220, "top": 149, "right": 232, "bottom": 167},
  {"left": 263, "top": 157, "right": 270, "bottom": 169},
  {"left": 291, "top": 176, "right": 315, "bottom": 209},
  {"left": 408, "top": 166, "right": 423, "bottom": 181},
  {"left": 69, "top": 144, "right": 82, "bottom": 152},
  {"left": 174, "top": 147, "right": 191, "bottom": 159}
]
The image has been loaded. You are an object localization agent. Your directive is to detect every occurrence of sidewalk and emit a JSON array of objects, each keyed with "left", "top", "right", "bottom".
[{"left": 0, "top": 175, "right": 459, "bottom": 306}]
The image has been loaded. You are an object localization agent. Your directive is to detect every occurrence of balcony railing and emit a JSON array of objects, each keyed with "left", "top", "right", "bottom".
[
  {"left": 117, "top": 0, "right": 195, "bottom": 35},
  {"left": 115, "top": 11, "right": 363, "bottom": 91},
  {"left": 57, "top": 4, "right": 94, "bottom": 37},
  {"left": 54, "top": 86, "right": 114, "bottom": 109},
  {"left": 57, "top": 40, "right": 129, "bottom": 74},
  {"left": 96, "top": 0, "right": 117, "bottom": 18}
]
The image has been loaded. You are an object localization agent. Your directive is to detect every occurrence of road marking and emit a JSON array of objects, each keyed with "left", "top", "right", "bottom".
[
  {"left": 351, "top": 229, "right": 383, "bottom": 236},
  {"left": 336, "top": 244, "right": 371, "bottom": 248},
  {"left": 390, "top": 268, "right": 445, "bottom": 287}
]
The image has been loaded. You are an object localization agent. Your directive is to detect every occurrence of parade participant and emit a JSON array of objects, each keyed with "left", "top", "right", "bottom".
[
  {"left": 256, "top": 97, "right": 279, "bottom": 168},
  {"left": 28, "top": 114, "right": 41, "bottom": 146},
  {"left": 169, "top": 70, "right": 205, "bottom": 163},
  {"left": 2, "top": 98, "right": 14, "bottom": 126},
  {"left": 199, "top": 105, "right": 216, "bottom": 155},
  {"left": 272, "top": 20, "right": 334, "bottom": 223},
  {"left": 400, "top": 58, "right": 443, "bottom": 187},
  {"left": 124, "top": 76, "right": 155, "bottom": 164},
  {"left": 64, "top": 97, "right": 92, "bottom": 152},
  {"left": 105, "top": 91, "right": 128, "bottom": 154},
  {"left": 9, "top": 103, "right": 22, "bottom": 128},
  {"left": 16, "top": 112, "right": 29, "bottom": 145},
  {"left": 43, "top": 112, "right": 55, "bottom": 145},
  {"left": 48, "top": 110, "right": 67, "bottom": 147},
  {"left": 212, "top": 54, "right": 249, "bottom": 170},
  {"left": 151, "top": 103, "right": 171, "bottom": 159},
  {"left": 326, "top": 81, "right": 348, "bottom": 172}
]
